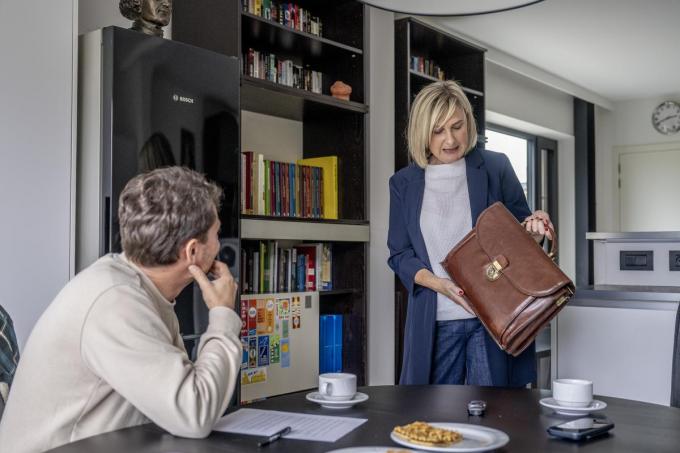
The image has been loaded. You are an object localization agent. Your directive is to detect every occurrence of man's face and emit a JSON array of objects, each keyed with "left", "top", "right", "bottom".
[
  {"left": 195, "top": 216, "right": 221, "bottom": 274},
  {"left": 141, "top": 0, "right": 172, "bottom": 26}
]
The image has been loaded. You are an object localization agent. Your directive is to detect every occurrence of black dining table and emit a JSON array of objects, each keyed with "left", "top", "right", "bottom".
[{"left": 46, "top": 385, "right": 680, "bottom": 452}]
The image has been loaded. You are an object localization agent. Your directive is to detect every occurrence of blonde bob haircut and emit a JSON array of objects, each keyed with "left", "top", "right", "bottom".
[{"left": 407, "top": 80, "right": 478, "bottom": 168}]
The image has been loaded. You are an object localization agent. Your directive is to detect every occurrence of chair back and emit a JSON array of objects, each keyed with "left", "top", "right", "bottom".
[
  {"left": 672, "top": 303, "right": 680, "bottom": 408},
  {"left": 0, "top": 305, "right": 20, "bottom": 406}
]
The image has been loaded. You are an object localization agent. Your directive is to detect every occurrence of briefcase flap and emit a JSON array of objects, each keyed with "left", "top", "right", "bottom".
[{"left": 474, "top": 203, "right": 571, "bottom": 297}]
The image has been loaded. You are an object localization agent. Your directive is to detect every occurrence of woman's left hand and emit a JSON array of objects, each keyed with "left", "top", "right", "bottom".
[{"left": 524, "top": 210, "right": 554, "bottom": 242}]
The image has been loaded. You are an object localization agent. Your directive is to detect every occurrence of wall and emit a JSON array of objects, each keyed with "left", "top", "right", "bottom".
[
  {"left": 596, "top": 95, "right": 680, "bottom": 231},
  {"left": 79, "top": 0, "right": 172, "bottom": 37},
  {"left": 367, "top": 6, "right": 396, "bottom": 385},
  {"left": 485, "top": 62, "right": 576, "bottom": 281},
  {"left": 0, "top": 0, "right": 77, "bottom": 347}
]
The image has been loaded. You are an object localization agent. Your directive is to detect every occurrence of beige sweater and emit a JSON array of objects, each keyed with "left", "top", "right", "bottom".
[{"left": 0, "top": 254, "right": 242, "bottom": 453}]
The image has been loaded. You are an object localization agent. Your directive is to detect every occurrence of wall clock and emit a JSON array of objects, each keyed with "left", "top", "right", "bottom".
[{"left": 651, "top": 100, "right": 680, "bottom": 135}]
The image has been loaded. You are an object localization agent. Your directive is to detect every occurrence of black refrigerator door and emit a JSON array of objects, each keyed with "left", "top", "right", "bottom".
[{"left": 102, "top": 27, "right": 240, "bottom": 343}]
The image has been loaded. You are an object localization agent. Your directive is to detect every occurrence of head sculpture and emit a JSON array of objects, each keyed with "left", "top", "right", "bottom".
[{"left": 119, "top": 0, "right": 172, "bottom": 38}]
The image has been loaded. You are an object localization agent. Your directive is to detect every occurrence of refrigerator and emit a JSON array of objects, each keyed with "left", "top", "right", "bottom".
[
  {"left": 239, "top": 291, "right": 319, "bottom": 403},
  {"left": 76, "top": 26, "right": 240, "bottom": 346}
]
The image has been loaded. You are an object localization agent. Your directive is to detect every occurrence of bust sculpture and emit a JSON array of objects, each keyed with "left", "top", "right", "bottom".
[{"left": 119, "top": 0, "right": 172, "bottom": 38}]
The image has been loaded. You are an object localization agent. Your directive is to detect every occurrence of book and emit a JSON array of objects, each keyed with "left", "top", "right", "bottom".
[{"left": 297, "top": 156, "right": 338, "bottom": 219}]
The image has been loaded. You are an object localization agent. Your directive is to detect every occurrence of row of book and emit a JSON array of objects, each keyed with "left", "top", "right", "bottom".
[
  {"left": 240, "top": 241, "right": 332, "bottom": 294},
  {"left": 242, "top": 0, "right": 324, "bottom": 37},
  {"left": 243, "top": 48, "right": 323, "bottom": 94},
  {"left": 411, "top": 56, "right": 446, "bottom": 81},
  {"left": 241, "top": 151, "right": 339, "bottom": 219}
]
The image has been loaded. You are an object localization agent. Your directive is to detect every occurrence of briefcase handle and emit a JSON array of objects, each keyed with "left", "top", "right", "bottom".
[{"left": 521, "top": 220, "right": 558, "bottom": 260}]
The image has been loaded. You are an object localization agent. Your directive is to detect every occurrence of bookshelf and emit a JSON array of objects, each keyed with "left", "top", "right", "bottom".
[
  {"left": 394, "top": 17, "right": 487, "bottom": 378},
  {"left": 174, "top": 0, "right": 368, "bottom": 385}
]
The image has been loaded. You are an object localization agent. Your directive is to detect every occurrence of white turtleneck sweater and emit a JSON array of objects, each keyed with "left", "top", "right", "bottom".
[{"left": 420, "top": 159, "right": 476, "bottom": 321}]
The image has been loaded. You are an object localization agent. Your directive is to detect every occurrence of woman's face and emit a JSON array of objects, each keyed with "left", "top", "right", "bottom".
[
  {"left": 428, "top": 108, "right": 468, "bottom": 165},
  {"left": 141, "top": 0, "right": 172, "bottom": 26}
]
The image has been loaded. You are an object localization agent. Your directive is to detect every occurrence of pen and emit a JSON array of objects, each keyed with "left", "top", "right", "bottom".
[{"left": 258, "top": 426, "right": 292, "bottom": 447}]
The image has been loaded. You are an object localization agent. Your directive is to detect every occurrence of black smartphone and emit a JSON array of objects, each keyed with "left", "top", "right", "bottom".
[{"left": 547, "top": 417, "right": 614, "bottom": 441}]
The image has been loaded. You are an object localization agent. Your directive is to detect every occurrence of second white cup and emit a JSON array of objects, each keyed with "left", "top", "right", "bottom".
[
  {"left": 319, "top": 373, "right": 356, "bottom": 401},
  {"left": 552, "top": 378, "right": 593, "bottom": 407}
]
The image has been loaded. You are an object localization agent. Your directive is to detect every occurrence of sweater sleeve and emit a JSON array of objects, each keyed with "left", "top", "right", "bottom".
[
  {"left": 387, "top": 176, "right": 428, "bottom": 293},
  {"left": 80, "top": 286, "right": 242, "bottom": 438}
]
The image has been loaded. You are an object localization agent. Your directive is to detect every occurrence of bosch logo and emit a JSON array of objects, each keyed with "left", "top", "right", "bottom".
[{"left": 172, "top": 94, "right": 195, "bottom": 104}]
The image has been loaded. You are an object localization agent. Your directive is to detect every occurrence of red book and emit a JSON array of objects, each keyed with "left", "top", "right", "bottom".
[{"left": 294, "top": 244, "right": 317, "bottom": 291}]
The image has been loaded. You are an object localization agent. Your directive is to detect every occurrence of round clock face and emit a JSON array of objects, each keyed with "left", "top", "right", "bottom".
[{"left": 652, "top": 101, "right": 680, "bottom": 135}]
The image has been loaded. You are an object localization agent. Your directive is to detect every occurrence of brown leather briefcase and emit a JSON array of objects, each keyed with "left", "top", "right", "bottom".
[{"left": 441, "top": 202, "right": 574, "bottom": 356}]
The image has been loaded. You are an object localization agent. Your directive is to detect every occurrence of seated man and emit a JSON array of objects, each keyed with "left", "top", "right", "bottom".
[{"left": 0, "top": 167, "right": 241, "bottom": 453}]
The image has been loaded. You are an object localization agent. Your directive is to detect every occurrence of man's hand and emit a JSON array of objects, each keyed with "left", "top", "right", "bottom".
[{"left": 189, "top": 261, "right": 238, "bottom": 310}]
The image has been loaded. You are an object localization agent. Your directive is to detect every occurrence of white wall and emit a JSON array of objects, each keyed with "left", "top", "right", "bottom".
[
  {"left": 595, "top": 95, "right": 680, "bottom": 232},
  {"left": 367, "top": 6, "right": 396, "bottom": 385},
  {"left": 0, "top": 0, "right": 77, "bottom": 347}
]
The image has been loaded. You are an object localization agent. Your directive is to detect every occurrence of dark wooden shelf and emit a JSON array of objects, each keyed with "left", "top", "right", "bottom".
[
  {"left": 242, "top": 12, "right": 363, "bottom": 56},
  {"left": 241, "top": 214, "right": 368, "bottom": 225},
  {"left": 409, "top": 70, "right": 484, "bottom": 97},
  {"left": 320, "top": 289, "right": 358, "bottom": 296},
  {"left": 241, "top": 75, "right": 368, "bottom": 121}
]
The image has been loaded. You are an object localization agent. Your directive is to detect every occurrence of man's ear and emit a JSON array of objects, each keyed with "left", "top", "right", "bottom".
[{"left": 183, "top": 238, "right": 199, "bottom": 264}]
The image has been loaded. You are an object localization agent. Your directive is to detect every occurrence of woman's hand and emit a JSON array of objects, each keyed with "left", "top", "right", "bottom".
[
  {"left": 437, "top": 277, "right": 475, "bottom": 315},
  {"left": 524, "top": 210, "right": 554, "bottom": 242},
  {"left": 414, "top": 269, "right": 475, "bottom": 314}
]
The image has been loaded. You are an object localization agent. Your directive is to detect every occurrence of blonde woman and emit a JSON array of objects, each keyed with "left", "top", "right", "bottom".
[{"left": 388, "top": 80, "right": 552, "bottom": 386}]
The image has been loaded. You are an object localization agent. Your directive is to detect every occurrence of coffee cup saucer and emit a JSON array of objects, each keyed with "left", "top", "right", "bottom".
[
  {"left": 306, "top": 391, "right": 369, "bottom": 409},
  {"left": 539, "top": 397, "right": 607, "bottom": 416}
]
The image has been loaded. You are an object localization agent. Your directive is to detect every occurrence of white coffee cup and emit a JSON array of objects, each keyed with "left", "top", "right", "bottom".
[
  {"left": 552, "top": 378, "right": 593, "bottom": 407},
  {"left": 318, "top": 373, "right": 356, "bottom": 401}
]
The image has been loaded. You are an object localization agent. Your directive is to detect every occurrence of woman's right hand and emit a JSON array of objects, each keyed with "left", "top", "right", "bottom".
[
  {"left": 414, "top": 269, "right": 476, "bottom": 315},
  {"left": 436, "top": 277, "right": 475, "bottom": 315}
]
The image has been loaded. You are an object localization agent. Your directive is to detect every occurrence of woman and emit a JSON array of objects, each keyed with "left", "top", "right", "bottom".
[{"left": 388, "top": 80, "right": 553, "bottom": 387}]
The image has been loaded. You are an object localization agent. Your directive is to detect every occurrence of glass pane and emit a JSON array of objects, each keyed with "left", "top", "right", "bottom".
[{"left": 486, "top": 129, "right": 529, "bottom": 200}]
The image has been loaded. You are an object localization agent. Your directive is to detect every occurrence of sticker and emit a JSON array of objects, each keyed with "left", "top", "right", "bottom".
[
  {"left": 258, "top": 335, "right": 270, "bottom": 367},
  {"left": 241, "top": 367, "right": 267, "bottom": 385},
  {"left": 240, "top": 300, "right": 248, "bottom": 338},
  {"left": 280, "top": 338, "right": 290, "bottom": 368},
  {"left": 256, "top": 299, "right": 267, "bottom": 335},
  {"left": 265, "top": 298, "right": 275, "bottom": 334},
  {"left": 282, "top": 319, "right": 289, "bottom": 338},
  {"left": 270, "top": 334, "right": 280, "bottom": 364},
  {"left": 248, "top": 336, "right": 257, "bottom": 368},
  {"left": 292, "top": 315, "right": 301, "bottom": 329},
  {"left": 277, "top": 298, "right": 290, "bottom": 320},
  {"left": 247, "top": 299, "right": 257, "bottom": 336},
  {"left": 241, "top": 337, "right": 248, "bottom": 369},
  {"left": 292, "top": 296, "right": 301, "bottom": 317}
]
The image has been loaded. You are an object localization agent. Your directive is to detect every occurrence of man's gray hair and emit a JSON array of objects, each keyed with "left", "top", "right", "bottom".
[
  {"left": 119, "top": 0, "right": 142, "bottom": 20},
  {"left": 118, "top": 167, "right": 223, "bottom": 267}
]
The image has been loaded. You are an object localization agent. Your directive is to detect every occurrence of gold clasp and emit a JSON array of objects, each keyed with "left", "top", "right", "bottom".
[
  {"left": 556, "top": 288, "right": 574, "bottom": 307},
  {"left": 485, "top": 260, "right": 503, "bottom": 281}
]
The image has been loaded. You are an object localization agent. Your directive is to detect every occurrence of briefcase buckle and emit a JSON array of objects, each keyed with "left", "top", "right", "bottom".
[{"left": 485, "top": 260, "right": 503, "bottom": 281}]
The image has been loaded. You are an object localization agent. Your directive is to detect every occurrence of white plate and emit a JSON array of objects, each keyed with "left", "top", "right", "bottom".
[
  {"left": 326, "top": 448, "right": 417, "bottom": 453},
  {"left": 390, "top": 423, "right": 509, "bottom": 452},
  {"left": 539, "top": 397, "right": 607, "bottom": 416},
  {"left": 306, "top": 391, "right": 369, "bottom": 409}
]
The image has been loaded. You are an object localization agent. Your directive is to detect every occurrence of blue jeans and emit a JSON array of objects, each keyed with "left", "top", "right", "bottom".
[{"left": 431, "top": 318, "right": 493, "bottom": 385}]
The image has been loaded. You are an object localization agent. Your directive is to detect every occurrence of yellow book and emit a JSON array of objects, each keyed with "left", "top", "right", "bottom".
[{"left": 297, "top": 156, "right": 338, "bottom": 219}]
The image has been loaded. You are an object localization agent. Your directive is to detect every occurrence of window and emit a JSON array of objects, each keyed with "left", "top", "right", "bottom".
[{"left": 486, "top": 126, "right": 534, "bottom": 209}]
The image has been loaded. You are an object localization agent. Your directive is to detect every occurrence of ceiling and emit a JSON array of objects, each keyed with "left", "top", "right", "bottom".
[{"left": 429, "top": 0, "right": 680, "bottom": 102}]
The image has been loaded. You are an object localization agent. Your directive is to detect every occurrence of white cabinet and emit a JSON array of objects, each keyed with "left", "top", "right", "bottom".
[{"left": 557, "top": 301, "right": 678, "bottom": 405}]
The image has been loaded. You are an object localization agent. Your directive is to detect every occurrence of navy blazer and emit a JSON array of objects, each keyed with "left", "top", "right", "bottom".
[{"left": 387, "top": 145, "right": 536, "bottom": 386}]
